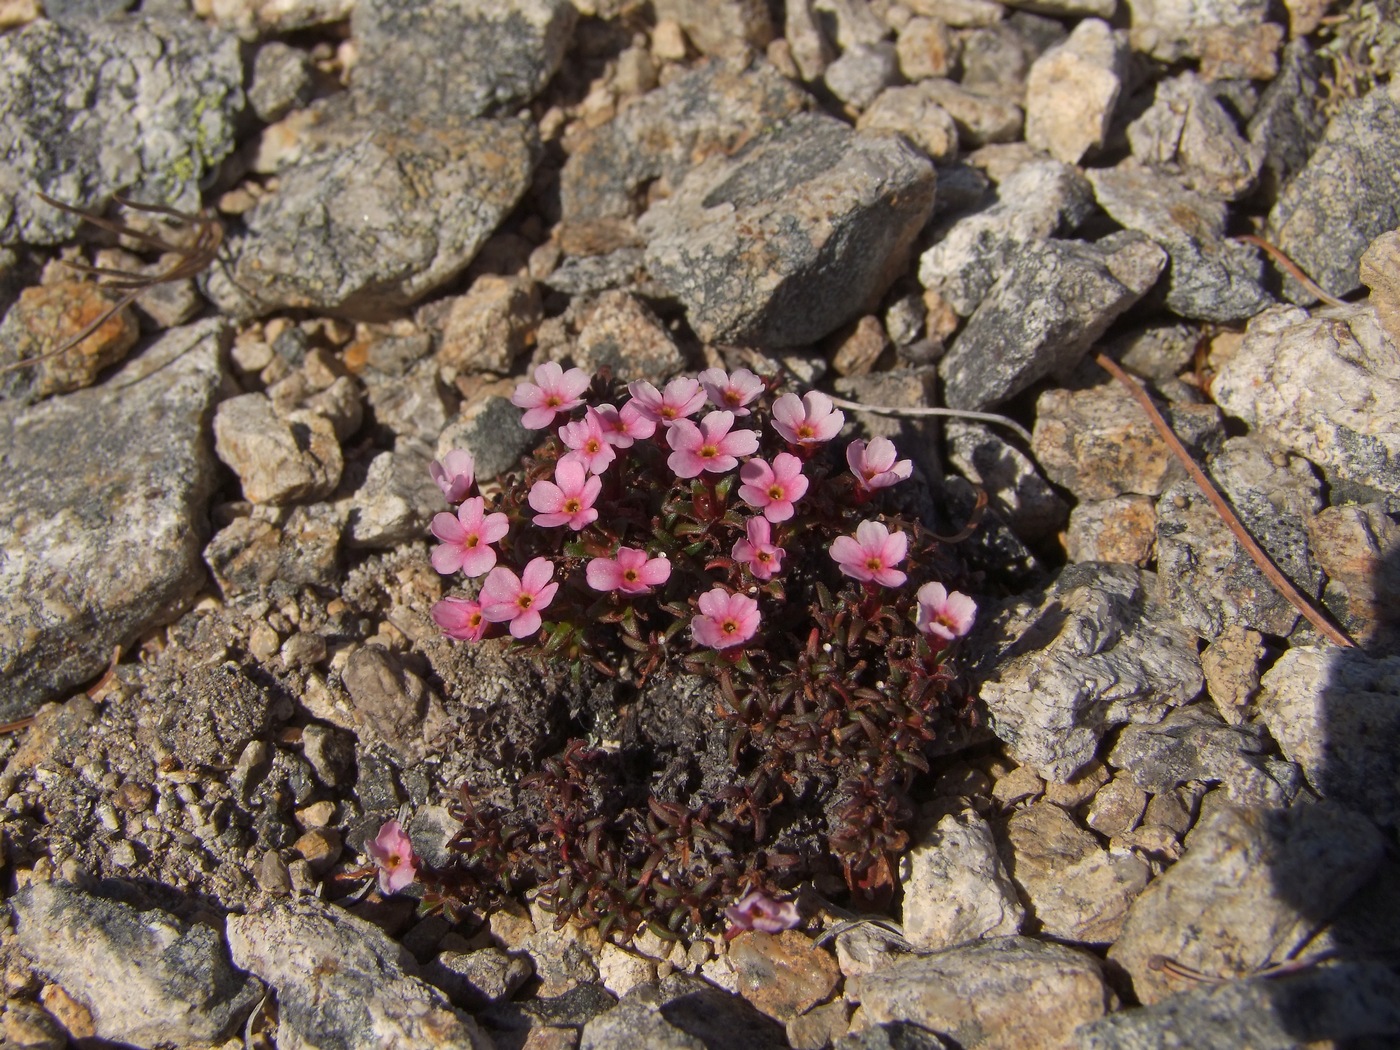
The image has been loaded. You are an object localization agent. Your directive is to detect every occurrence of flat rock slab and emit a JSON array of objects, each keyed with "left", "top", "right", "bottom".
[
  {"left": 205, "top": 112, "right": 539, "bottom": 319},
  {"left": 0, "top": 319, "right": 227, "bottom": 720},
  {"left": 1108, "top": 803, "right": 1384, "bottom": 1005},
  {"left": 640, "top": 112, "right": 936, "bottom": 347},
  {"left": 939, "top": 232, "right": 1165, "bottom": 411},
  {"left": 0, "top": 15, "right": 244, "bottom": 246},
  {"left": 10, "top": 880, "right": 262, "bottom": 1047},
  {"left": 226, "top": 898, "right": 493, "bottom": 1050}
]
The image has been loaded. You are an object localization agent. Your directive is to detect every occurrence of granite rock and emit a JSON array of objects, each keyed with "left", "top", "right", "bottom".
[
  {"left": 1247, "top": 39, "right": 1329, "bottom": 202},
  {"left": 900, "top": 810, "right": 1025, "bottom": 952},
  {"left": 1024, "top": 19, "right": 1127, "bottom": 165},
  {"left": 213, "top": 392, "right": 344, "bottom": 505},
  {"left": 947, "top": 421, "right": 1068, "bottom": 544},
  {"left": 1066, "top": 496, "right": 1157, "bottom": 567},
  {"left": 1125, "top": 0, "right": 1283, "bottom": 80},
  {"left": 1127, "top": 72, "right": 1263, "bottom": 201}
]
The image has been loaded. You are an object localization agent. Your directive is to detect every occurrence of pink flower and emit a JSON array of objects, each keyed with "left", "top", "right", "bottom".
[
  {"left": 627, "top": 377, "right": 706, "bottom": 426},
  {"left": 846, "top": 437, "right": 913, "bottom": 492},
  {"left": 480, "top": 557, "right": 559, "bottom": 638},
  {"left": 698, "top": 367, "right": 764, "bottom": 416},
  {"left": 512, "top": 362, "right": 591, "bottom": 429},
  {"left": 915, "top": 582, "right": 978, "bottom": 642},
  {"left": 830, "top": 520, "right": 908, "bottom": 587},
  {"left": 666, "top": 410, "right": 760, "bottom": 478},
  {"left": 430, "top": 497, "right": 510, "bottom": 577},
  {"left": 431, "top": 597, "right": 487, "bottom": 641},
  {"left": 366, "top": 820, "right": 418, "bottom": 896},
  {"left": 558, "top": 408, "right": 616, "bottom": 474},
  {"left": 429, "top": 449, "right": 475, "bottom": 503},
  {"left": 529, "top": 457, "right": 602, "bottom": 530},
  {"left": 732, "top": 518, "right": 785, "bottom": 580},
  {"left": 593, "top": 402, "right": 656, "bottom": 446},
  {"left": 772, "top": 391, "right": 844, "bottom": 446},
  {"left": 586, "top": 547, "right": 672, "bottom": 594},
  {"left": 691, "top": 587, "right": 761, "bottom": 649},
  {"left": 724, "top": 890, "right": 800, "bottom": 936},
  {"left": 738, "top": 453, "right": 809, "bottom": 522}
]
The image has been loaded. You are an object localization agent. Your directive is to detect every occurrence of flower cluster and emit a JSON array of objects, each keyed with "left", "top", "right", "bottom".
[{"left": 424, "top": 365, "right": 979, "bottom": 938}]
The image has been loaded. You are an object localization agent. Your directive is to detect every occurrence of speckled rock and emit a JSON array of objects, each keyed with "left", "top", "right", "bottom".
[
  {"left": 1305, "top": 500, "right": 1400, "bottom": 648},
  {"left": 0, "top": 282, "right": 139, "bottom": 403},
  {"left": 432, "top": 275, "right": 543, "bottom": 378},
  {"left": 1247, "top": 39, "right": 1329, "bottom": 202},
  {"left": 204, "top": 503, "right": 345, "bottom": 598},
  {"left": 641, "top": 113, "right": 936, "bottom": 347},
  {"left": 1125, "top": 0, "right": 1283, "bottom": 80},
  {"left": 900, "top": 810, "right": 1025, "bottom": 952},
  {"left": 1210, "top": 303, "right": 1400, "bottom": 499},
  {"left": 974, "top": 564, "right": 1203, "bottom": 782},
  {"left": 1066, "top": 496, "right": 1157, "bottom": 566},
  {"left": 213, "top": 392, "right": 344, "bottom": 505},
  {"left": 947, "top": 422, "right": 1068, "bottom": 544},
  {"left": 912, "top": 78, "right": 1024, "bottom": 146},
  {"left": 1268, "top": 81, "right": 1400, "bottom": 303},
  {"left": 227, "top": 897, "right": 493, "bottom": 1050},
  {"left": 0, "top": 15, "right": 244, "bottom": 246},
  {"left": 344, "top": 446, "right": 443, "bottom": 549},
  {"left": 1108, "top": 803, "right": 1384, "bottom": 1005},
  {"left": 652, "top": 0, "right": 774, "bottom": 57},
  {"left": 857, "top": 84, "right": 961, "bottom": 164},
  {"left": 1024, "top": 19, "right": 1126, "bottom": 164},
  {"left": 1127, "top": 72, "right": 1263, "bottom": 200},
  {"left": 571, "top": 291, "right": 686, "bottom": 382},
  {"left": 1360, "top": 227, "right": 1400, "bottom": 350},
  {"left": 729, "top": 931, "right": 842, "bottom": 1022},
  {"left": 0, "top": 320, "right": 226, "bottom": 720},
  {"left": 10, "top": 881, "right": 262, "bottom": 1048},
  {"left": 580, "top": 976, "right": 787, "bottom": 1050},
  {"left": 939, "top": 232, "right": 1166, "bottom": 411},
  {"left": 1088, "top": 163, "right": 1272, "bottom": 323}
]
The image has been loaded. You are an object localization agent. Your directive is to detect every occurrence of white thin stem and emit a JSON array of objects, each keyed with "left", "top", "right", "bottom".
[{"left": 826, "top": 395, "right": 1034, "bottom": 445}]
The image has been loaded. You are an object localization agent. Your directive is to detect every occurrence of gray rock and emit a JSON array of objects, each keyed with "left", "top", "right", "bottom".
[
  {"left": 205, "top": 112, "right": 540, "bottom": 319},
  {"left": 0, "top": 320, "right": 226, "bottom": 720},
  {"left": 560, "top": 56, "right": 808, "bottom": 225},
  {"left": 641, "top": 113, "right": 936, "bottom": 347},
  {"left": 226, "top": 897, "right": 493, "bottom": 1050},
  {"left": 1003, "top": 801, "right": 1150, "bottom": 943},
  {"left": 1098, "top": 320, "right": 1200, "bottom": 383},
  {"left": 918, "top": 159, "right": 1096, "bottom": 317},
  {"left": 1088, "top": 164, "right": 1272, "bottom": 323},
  {"left": 911, "top": 78, "right": 1024, "bottom": 146},
  {"left": 1306, "top": 500, "right": 1400, "bottom": 649},
  {"left": 340, "top": 645, "right": 452, "bottom": 764},
  {"left": 1268, "top": 81, "right": 1400, "bottom": 303},
  {"left": 1065, "top": 496, "right": 1158, "bottom": 567},
  {"left": 901, "top": 810, "right": 1025, "bottom": 951},
  {"left": 0, "top": 16, "right": 243, "bottom": 246},
  {"left": 1108, "top": 803, "right": 1384, "bottom": 1005},
  {"left": 437, "top": 395, "right": 537, "bottom": 485},
  {"left": 850, "top": 937, "right": 1110, "bottom": 1048},
  {"left": 1155, "top": 434, "right": 1323, "bottom": 640},
  {"left": 1257, "top": 646, "right": 1400, "bottom": 828},
  {"left": 572, "top": 291, "right": 686, "bottom": 382},
  {"left": 824, "top": 42, "right": 901, "bottom": 109},
  {"left": 140, "top": 657, "right": 297, "bottom": 768},
  {"left": 785, "top": 0, "right": 835, "bottom": 81},
  {"left": 431, "top": 275, "right": 542, "bottom": 379},
  {"left": 579, "top": 975, "right": 788, "bottom": 1050},
  {"left": 653, "top": 0, "right": 775, "bottom": 57},
  {"left": 1085, "top": 776, "right": 1148, "bottom": 836},
  {"left": 1076, "top": 963, "right": 1400, "bottom": 1049},
  {"left": 1125, "top": 0, "right": 1283, "bottom": 80},
  {"left": 906, "top": 0, "right": 1005, "bottom": 27},
  {"left": 1210, "top": 303, "right": 1400, "bottom": 498},
  {"left": 351, "top": 0, "right": 575, "bottom": 122},
  {"left": 947, "top": 421, "right": 1068, "bottom": 543},
  {"left": 426, "top": 947, "right": 533, "bottom": 1011},
  {"left": 1247, "top": 39, "right": 1329, "bottom": 202},
  {"left": 213, "top": 392, "right": 343, "bottom": 505},
  {"left": 363, "top": 358, "right": 457, "bottom": 447},
  {"left": 204, "top": 504, "right": 345, "bottom": 598},
  {"left": 857, "top": 84, "right": 961, "bottom": 164},
  {"left": 1031, "top": 382, "right": 1224, "bottom": 502},
  {"left": 894, "top": 17, "right": 956, "bottom": 83},
  {"left": 835, "top": 1023, "right": 952, "bottom": 1050},
  {"left": 1004, "top": 0, "right": 1114, "bottom": 14},
  {"left": 1108, "top": 705, "right": 1302, "bottom": 807},
  {"left": 1127, "top": 72, "right": 1263, "bottom": 200},
  {"left": 345, "top": 446, "right": 443, "bottom": 549},
  {"left": 249, "top": 40, "right": 315, "bottom": 123},
  {"left": 975, "top": 564, "right": 1204, "bottom": 782},
  {"left": 10, "top": 881, "right": 262, "bottom": 1047},
  {"left": 542, "top": 247, "right": 649, "bottom": 297},
  {"left": 1024, "top": 19, "right": 1127, "bottom": 164},
  {"left": 207, "top": 0, "right": 355, "bottom": 37},
  {"left": 939, "top": 232, "right": 1166, "bottom": 411},
  {"left": 1361, "top": 227, "right": 1400, "bottom": 351}
]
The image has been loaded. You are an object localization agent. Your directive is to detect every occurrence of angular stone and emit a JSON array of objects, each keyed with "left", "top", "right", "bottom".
[
  {"left": 227, "top": 898, "right": 493, "bottom": 1049},
  {"left": 730, "top": 930, "right": 841, "bottom": 1021},
  {"left": 900, "top": 810, "right": 1025, "bottom": 952},
  {"left": 426, "top": 947, "right": 534, "bottom": 1011},
  {"left": 560, "top": 56, "right": 808, "bottom": 225},
  {"left": 1024, "top": 19, "right": 1127, "bottom": 165},
  {"left": 824, "top": 42, "right": 900, "bottom": 109},
  {"left": 1360, "top": 228, "right": 1400, "bottom": 350},
  {"left": 1032, "top": 382, "right": 1224, "bottom": 502},
  {"left": 213, "top": 392, "right": 343, "bottom": 505},
  {"left": 204, "top": 504, "right": 344, "bottom": 598},
  {"left": 351, "top": 0, "right": 575, "bottom": 122},
  {"left": 857, "top": 84, "right": 961, "bottom": 164},
  {"left": 1127, "top": 72, "right": 1263, "bottom": 200},
  {"left": 652, "top": 0, "right": 774, "bottom": 57},
  {"left": 850, "top": 937, "right": 1110, "bottom": 1049},
  {"left": 344, "top": 447, "right": 442, "bottom": 549},
  {"left": 433, "top": 274, "right": 542, "bottom": 378},
  {"left": 437, "top": 394, "right": 538, "bottom": 485},
  {"left": 0, "top": 282, "right": 139, "bottom": 403},
  {"left": 1257, "top": 645, "right": 1400, "bottom": 828},
  {"left": 1126, "top": 0, "right": 1283, "bottom": 79},
  {"left": 1268, "top": 82, "right": 1400, "bottom": 303},
  {"left": 1210, "top": 303, "right": 1400, "bottom": 498},
  {"left": 940, "top": 232, "right": 1166, "bottom": 411},
  {"left": 1305, "top": 501, "right": 1400, "bottom": 648},
  {"left": 1088, "top": 163, "right": 1272, "bottom": 323},
  {"left": 11, "top": 881, "right": 262, "bottom": 1048},
  {"left": 340, "top": 644, "right": 452, "bottom": 764},
  {"left": 641, "top": 113, "right": 935, "bottom": 347},
  {"left": 0, "top": 16, "right": 243, "bottom": 246},
  {"left": 913, "top": 78, "right": 1024, "bottom": 146},
  {"left": 571, "top": 291, "right": 686, "bottom": 382},
  {"left": 947, "top": 421, "right": 1068, "bottom": 544},
  {"left": 1108, "top": 803, "right": 1384, "bottom": 1004},
  {"left": 0, "top": 320, "right": 226, "bottom": 720},
  {"left": 1247, "top": 39, "right": 1328, "bottom": 201},
  {"left": 975, "top": 564, "right": 1203, "bottom": 782},
  {"left": 1004, "top": 801, "right": 1150, "bottom": 943},
  {"left": 894, "top": 17, "right": 954, "bottom": 82},
  {"left": 1199, "top": 623, "right": 1266, "bottom": 723},
  {"left": 580, "top": 976, "right": 787, "bottom": 1050},
  {"left": 1066, "top": 496, "right": 1157, "bottom": 567}
]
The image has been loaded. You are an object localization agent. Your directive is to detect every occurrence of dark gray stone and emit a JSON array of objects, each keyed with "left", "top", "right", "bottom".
[
  {"left": 580, "top": 976, "right": 787, "bottom": 1050},
  {"left": 946, "top": 422, "right": 1068, "bottom": 543},
  {"left": 1268, "top": 81, "right": 1400, "bottom": 303},
  {"left": 835, "top": 1022, "right": 952, "bottom": 1050},
  {"left": 10, "top": 881, "right": 262, "bottom": 1048},
  {"left": 204, "top": 504, "right": 345, "bottom": 599},
  {"left": 939, "top": 232, "right": 1166, "bottom": 411},
  {"left": 0, "top": 17, "right": 244, "bottom": 246},
  {"left": 344, "top": 447, "right": 443, "bottom": 549},
  {"left": 0, "top": 320, "right": 227, "bottom": 720},
  {"left": 641, "top": 113, "right": 936, "bottom": 347},
  {"left": 351, "top": 0, "right": 575, "bottom": 122},
  {"left": 1248, "top": 39, "right": 1329, "bottom": 202},
  {"left": 1088, "top": 163, "right": 1272, "bottom": 323},
  {"left": 249, "top": 40, "right": 315, "bottom": 123}
]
